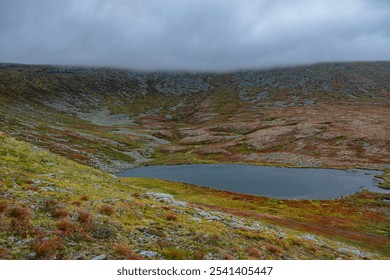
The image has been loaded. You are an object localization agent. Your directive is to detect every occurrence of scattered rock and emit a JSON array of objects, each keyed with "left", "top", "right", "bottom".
[
  {"left": 39, "top": 185, "right": 73, "bottom": 194},
  {"left": 138, "top": 251, "right": 158, "bottom": 258},
  {"left": 186, "top": 217, "right": 201, "bottom": 222},
  {"left": 92, "top": 254, "right": 106, "bottom": 260},
  {"left": 16, "top": 238, "right": 35, "bottom": 246},
  {"left": 301, "top": 234, "right": 318, "bottom": 242},
  {"left": 338, "top": 247, "right": 369, "bottom": 258},
  {"left": 40, "top": 186, "right": 57, "bottom": 192},
  {"left": 197, "top": 210, "right": 222, "bottom": 221},
  {"left": 144, "top": 192, "right": 187, "bottom": 207},
  {"left": 28, "top": 252, "right": 37, "bottom": 259},
  {"left": 40, "top": 174, "right": 56, "bottom": 178},
  {"left": 69, "top": 211, "right": 79, "bottom": 221}
]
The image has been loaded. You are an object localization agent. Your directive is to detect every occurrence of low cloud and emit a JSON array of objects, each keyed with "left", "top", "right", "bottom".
[{"left": 0, "top": 0, "right": 389, "bottom": 71}]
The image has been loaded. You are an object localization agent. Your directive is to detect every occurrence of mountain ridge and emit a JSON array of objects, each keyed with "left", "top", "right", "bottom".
[{"left": 0, "top": 61, "right": 389, "bottom": 259}]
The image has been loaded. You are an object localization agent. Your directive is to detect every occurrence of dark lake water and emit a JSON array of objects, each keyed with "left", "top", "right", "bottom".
[{"left": 116, "top": 164, "right": 389, "bottom": 200}]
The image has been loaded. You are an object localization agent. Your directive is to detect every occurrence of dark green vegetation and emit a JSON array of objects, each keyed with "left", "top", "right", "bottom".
[{"left": 0, "top": 62, "right": 389, "bottom": 259}]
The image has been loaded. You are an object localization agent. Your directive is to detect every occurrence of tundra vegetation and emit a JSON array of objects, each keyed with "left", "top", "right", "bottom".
[{"left": 0, "top": 62, "right": 389, "bottom": 259}]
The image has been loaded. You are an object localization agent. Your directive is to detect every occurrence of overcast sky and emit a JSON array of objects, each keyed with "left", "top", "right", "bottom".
[{"left": 0, "top": 0, "right": 389, "bottom": 71}]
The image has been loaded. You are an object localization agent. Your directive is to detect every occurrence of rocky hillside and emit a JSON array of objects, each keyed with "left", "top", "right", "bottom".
[
  {"left": 0, "top": 62, "right": 389, "bottom": 259},
  {"left": 0, "top": 62, "right": 389, "bottom": 173},
  {"left": 0, "top": 132, "right": 389, "bottom": 259}
]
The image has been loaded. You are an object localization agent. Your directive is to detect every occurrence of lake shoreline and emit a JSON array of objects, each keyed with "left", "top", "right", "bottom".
[{"left": 117, "top": 163, "right": 389, "bottom": 200}]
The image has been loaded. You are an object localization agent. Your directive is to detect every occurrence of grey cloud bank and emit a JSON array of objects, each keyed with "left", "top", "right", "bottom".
[{"left": 0, "top": 0, "right": 389, "bottom": 71}]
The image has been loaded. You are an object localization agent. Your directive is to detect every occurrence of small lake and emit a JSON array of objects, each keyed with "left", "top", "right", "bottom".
[{"left": 116, "top": 164, "right": 389, "bottom": 200}]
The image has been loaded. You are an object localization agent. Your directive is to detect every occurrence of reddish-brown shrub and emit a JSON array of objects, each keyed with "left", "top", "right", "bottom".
[
  {"left": 32, "top": 237, "right": 63, "bottom": 259},
  {"left": 133, "top": 200, "right": 145, "bottom": 208},
  {"left": 8, "top": 206, "right": 30, "bottom": 219},
  {"left": 161, "top": 205, "right": 172, "bottom": 210},
  {"left": 10, "top": 218, "right": 31, "bottom": 237},
  {"left": 224, "top": 254, "right": 235, "bottom": 260},
  {"left": 99, "top": 204, "right": 115, "bottom": 216},
  {"left": 57, "top": 219, "right": 80, "bottom": 236},
  {"left": 0, "top": 201, "right": 8, "bottom": 213},
  {"left": 0, "top": 248, "right": 11, "bottom": 259},
  {"left": 70, "top": 153, "right": 91, "bottom": 161},
  {"left": 169, "top": 250, "right": 181, "bottom": 259},
  {"left": 247, "top": 247, "right": 263, "bottom": 259},
  {"left": 77, "top": 210, "right": 91, "bottom": 225},
  {"left": 44, "top": 199, "right": 60, "bottom": 210},
  {"left": 23, "top": 179, "right": 34, "bottom": 185},
  {"left": 309, "top": 246, "right": 317, "bottom": 253},
  {"left": 23, "top": 185, "right": 40, "bottom": 192},
  {"left": 132, "top": 193, "right": 141, "bottom": 198},
  {"left": 80, "top": 195, "right": 89, "bottom": 201},
  {"left": 8, "top": 206, "right": 31, "bottom": 236},
  {"left": 71, "top": 201, "right": 82, "bottom": 207},
  {"left": 166, "top": 214, "right": 178, "bottom": 221},
  {"left": 113, "top": 244, "right": 143, "bottom": 260},
  {"left": 265, "top": 244, "right": 283, "bottom": 254},
  {"left": 82, "top": 147, "right": 97, "bottom": 153},
  {"left": 52, "top": 208, "right": 69, "bottom": 218},
  {"left": 193, "top": 251, "right": 206, "bottom": 260}
]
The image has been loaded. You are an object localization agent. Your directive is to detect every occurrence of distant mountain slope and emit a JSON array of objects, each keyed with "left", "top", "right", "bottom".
[
  {"left": 1, "top": 62, "right": 389, "bottom": 117},
  {"left": 0, "top": 62, "right": 389, "bottom": 173}
]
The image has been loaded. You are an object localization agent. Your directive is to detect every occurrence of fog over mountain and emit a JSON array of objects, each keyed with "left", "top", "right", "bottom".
[{"left": 0, "top": 0, "right": 389, "bottom": 71}]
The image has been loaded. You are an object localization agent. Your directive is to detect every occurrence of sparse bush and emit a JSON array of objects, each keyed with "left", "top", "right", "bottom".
[
  {"left": 161, "top": 205, "right": 172, "bottom": 210},
  {"left": 23, "top": 185, "right": 39, "bottom": 192},
  {"left": 113, "top": 244, "right": 143, "bottom": 260},
  {"left": 8, "top": 206, "right": 30, "bottom": 218},
  {"left": 57, "top": 219, "right": 80, "bottom": 236},
  {"left": 43, "top": 199, "right": 60, "bottom": 213},
  {"left": 147, "top": 228, "right": 164, "bottom": 237},
  {"left": 265, "top": 244, "right": 283, "bottom": 254},
  {"left": 7, "top": 206, "right": 31, "bottom": 236},
  {"left": 0, "top": 201, "right": 8, "bottom": 213},
  {"left": 80, "top": 195, "right": 89, "bottom": 201},
  {"left": 247, "top": 247, "right": 263, "bottom": 259},
  {"left": 10, "top": 218, "right": 31, "bottom": 237},
  {"left": 162, "top": 248, "right": 191, "bottom": 260},
  {"left": 77, "top": 210, "right": 91, "bottom": 226},
  {"left": 71, "top": 201, "right": 82, "bottom": 206},
  {"left": 99, "top": 204, "right": 115, "bottom": 216},
  {"left": 166, "top": 213, "right": 178, "bottom": 221},
  {"left": 132, "top": 193, "right": 141, "bottom": 198},
  {"left": 52, "top": 208, "right": 69, "bottom": 218},
  {"left": 193, "top": 251, "right": 206, "bottom": 260},
  {"left": 32, "top": 237, "right": 63, "bottom": 259},
  {"left": 70, "top": 153, "right": 91, "bottom": 161},
  {"left": 224, "top": 254, "right": 235, "bottom": 260},
  {"left": 23, "top": 179, "right": 34, "bottom": 185},
  {"left": 45, "top": 199, "right": 59, "bottom": 208},
  {"left": 91, "top": 223, "right": 116, "bottom": 239},
  {"left": 0, "top": 248, "right": 11, "bottom": 259},
  {"left": 133, "top": 200, "right": 145, "bottom": 208}
]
